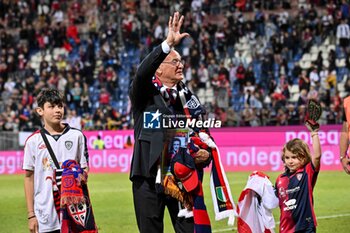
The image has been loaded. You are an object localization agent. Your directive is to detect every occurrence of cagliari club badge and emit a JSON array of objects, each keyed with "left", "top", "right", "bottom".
[
  {"left": 296, "top": 173, "right": 303, "bottom": 181},
  {"left": 65, "top": 141, "right": 73, "bottom": 150}
]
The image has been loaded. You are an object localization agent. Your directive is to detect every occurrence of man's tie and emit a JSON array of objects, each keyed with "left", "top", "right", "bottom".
[{"left": 166, "top": 88, "right": 178, "bottom": 105}]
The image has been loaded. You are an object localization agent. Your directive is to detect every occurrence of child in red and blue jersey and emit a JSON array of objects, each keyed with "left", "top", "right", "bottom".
[{"left": 275, "top": 123, "right": 321, "bottom": 233}]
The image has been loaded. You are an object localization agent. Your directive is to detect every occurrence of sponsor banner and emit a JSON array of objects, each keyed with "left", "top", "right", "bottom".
[
  {"left": 0, "top": 145, "right": 342, "bottom": 174},
  {"left": 18, "top": 125, "right": 342, "bottom": 148},
  {"left": 83, "top": 131, "right": 134, "bottom": 150},
  {"left": 0, "top": 149, "right": 132, "bottom": 175},
  {"left": 218, "top": 145, "right": 342, "bottom": 172},
  {"left": 0, "top": 151, "right": 24, "bottom": 175},
  {"left": 88, "top": 149, "right": 131, "bottom": 173},
  {"left": 210, "top": 125, "right": 341, "bottom": 146}
]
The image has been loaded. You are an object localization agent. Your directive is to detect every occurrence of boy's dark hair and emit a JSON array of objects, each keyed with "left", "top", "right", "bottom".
[{"left": 36, "top": 88, "right": 64, "bottom": 108}]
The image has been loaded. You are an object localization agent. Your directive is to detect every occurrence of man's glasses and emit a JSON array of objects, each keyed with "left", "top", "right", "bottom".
[{"left": 162, "top": 59, "right": 185, "bottom": 66}]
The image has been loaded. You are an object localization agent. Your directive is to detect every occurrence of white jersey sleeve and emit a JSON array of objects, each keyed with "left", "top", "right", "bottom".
[
  {"left": 23, "top": 132, "right": 39, "bottom": 171},
  {"left": 78, "top": 133, "right": 89, "bottom": 169}
]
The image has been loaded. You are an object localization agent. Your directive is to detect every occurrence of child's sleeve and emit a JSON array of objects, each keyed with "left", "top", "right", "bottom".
[
  {"left": 23, "top": 138, "right": 35, "bottom": 171},
  {"left": 305, "top": 162, "right": 318, "bottom": 187},
  {"left": 78, "top": 133, "right": 89, "bottom": 169}
]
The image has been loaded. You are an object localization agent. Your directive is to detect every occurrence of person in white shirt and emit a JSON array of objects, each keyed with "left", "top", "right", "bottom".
[
  {"left": 309, "top": 67, "right": 320, "bottom": 89},
  {"left": 337, "top": 18, "right": 350, "bottom": 53},
  {"left": 23, "top": 88, "right": 89, "bottom": 233}
]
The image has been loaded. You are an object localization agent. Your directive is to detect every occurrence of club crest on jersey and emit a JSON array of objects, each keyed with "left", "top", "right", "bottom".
[
  {"left": 65, "top": 141, "right": 73, "bottom": 150},
  {"left": 186, "top": 96, "right": 200, "bottom": 109},
  {"left": 296, "top": 173, "right": 303, "bottom": 181}
]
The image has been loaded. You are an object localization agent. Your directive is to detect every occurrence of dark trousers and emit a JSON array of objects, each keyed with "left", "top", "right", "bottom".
[{"left": 132, "top": 177, "right": 194, "bottom": 233}]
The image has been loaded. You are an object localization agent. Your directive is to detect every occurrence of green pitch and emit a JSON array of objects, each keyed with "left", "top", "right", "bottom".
[{"left": 0, "top": 171, "right": 349, "bottom": 232}]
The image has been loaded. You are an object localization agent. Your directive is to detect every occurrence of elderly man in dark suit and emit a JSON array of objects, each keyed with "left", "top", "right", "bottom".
[{"left": 129, "top": 12, "right": 210, "bottom": 233}]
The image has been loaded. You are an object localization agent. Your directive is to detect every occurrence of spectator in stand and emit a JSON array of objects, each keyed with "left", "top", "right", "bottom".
[
  {"left": 297, "top": 89, "right": 308, "bottom": 107},
  {"left": 65, "top": 109, "right": 81, "bottom": 130},
  {"left": 1, "top": 1, "right": 350, "bottom": 132},
  {"left": 319, "top": 66, "right": 329, "bottom": 90},
  {"left": 226, "top": 107, "right": 239, "bottom": 126},
  {"left": 99, "top": 88, "right": 110, "bottom": 107},
  {"left": 228, "top": 62, "right": 237, "bottom": 86},
  {"left": 236, "top": 62, "right": 246, "bottom": 89},
  {"left": 336, "top": 17, "right": 350, "bottom": 55},
  {"left": 286, "top": 103, "right": 299, "bottom": 125},
  {"left": 340, "top": 0, "right": 350, "bottom": 19},
  {"left": 197, "top": 62, "right": 209, "bottom": 89},
  {"left": 299, "top": 71, "right": 310, "bottom": 92},
  {"left": 276, "top": 108, "right": 288, "bottom": 126},
  {"left": 309, "top": 67, "right": 320, "bottom": 89},
  {"left": 326, "top": 70, "right": 337, "bottom": 89},
  {"left": 327, "top": 104, "right": 338, "bottom": 124},
  {"left": 93, "top": 135, "right": 105, "bottom": 149},
  {"left": 242, "top": 103, "right": 253, "bottom": 126}
]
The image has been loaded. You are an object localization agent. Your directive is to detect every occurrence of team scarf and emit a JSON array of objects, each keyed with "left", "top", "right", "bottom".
[
  {"left": 152, "top": 76, "right": 235, "bottom": 229},
  {"left": 152, "top": 76, "right": 204, "bottom": 119},
  {"left": 186, "top": 138, "right": 211, "bottom": 232},
  {"left": 60, "top": 160, "right": 98, "bottom": 233},
  {"left": 189, "top": 133, "right": 236, "bottom": 226}
]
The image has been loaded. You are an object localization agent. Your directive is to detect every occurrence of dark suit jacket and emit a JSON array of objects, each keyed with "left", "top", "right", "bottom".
[{"left": 129, "top": 45, "right": 175, "bottom": 180}]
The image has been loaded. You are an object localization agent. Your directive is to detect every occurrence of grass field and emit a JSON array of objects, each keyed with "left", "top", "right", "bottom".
[{"left": 1, "top": 171, "right": 349, "bottom": 233}]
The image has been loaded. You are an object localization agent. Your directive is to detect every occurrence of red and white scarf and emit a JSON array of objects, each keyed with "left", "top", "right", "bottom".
[{"left": 190, "top": 133, "right": 236, "bottom": 226}]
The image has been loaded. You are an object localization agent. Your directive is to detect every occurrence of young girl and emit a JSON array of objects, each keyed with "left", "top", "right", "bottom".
[{"left": 275, "top": 125, "right": 321, "bottom": 233}]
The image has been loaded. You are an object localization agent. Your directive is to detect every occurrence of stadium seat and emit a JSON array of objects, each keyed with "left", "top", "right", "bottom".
[
  {"left": 246, "top": 56, "right": 252, "bottom": 65},
  {"left": 336, "top": 58, "right": 346, "bottom": 67},
  {"left": 327, "top": 44, "right": 336, "bottom": 52},
  {"left": 290, "top": 93, "right": 300, "bottom": 102},
  {"left": 239, "top": 36, "right": 248, "bottom": 44},
  {"left": 242, "top": 43, "right": 250, "bottom": 51},
  {"left": 323, "top": 37, "right": 330, "bottom": 46},
  {"left": 44, "top": 54, "right": 52, "bottom": 62},
  {"left": 322, "top": 60, "right": 329, "bottom": 68},
  {"left": 310, "top": 45, "right": 319, "bottom": 54},
  {"left": 290, "top": 84, "right": 300, "bottom": 94},
  {"left": 311, "top": 53, "right": 318, "bottom": 61},
  {"left": 300, "top": 60, "right": 311, "bottom": 69},
  {"left": 321, "top": 52, "right": 328, "bottom": 60},
  {"left": 30, "top": 61, "right": 39, "bottom": 70},
  {"left": 319, "top": 45, "right": 327, "bottom": 53},
  {"left": 337, "top": 83, "right": 345, "bottom": 92},
  {"left": 197, "top": 89, "right": 205, "bottom": 104},
  {"left": 302, "top": 53, "right": 311, "bottom": 61},
  {"left": 340, "top": 91, "right": 348, "bottom": 98}
]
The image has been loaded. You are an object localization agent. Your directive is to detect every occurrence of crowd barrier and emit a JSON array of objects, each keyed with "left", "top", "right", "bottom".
[{"left": 1, "top": 125, "right": 343, "bottom": 174}]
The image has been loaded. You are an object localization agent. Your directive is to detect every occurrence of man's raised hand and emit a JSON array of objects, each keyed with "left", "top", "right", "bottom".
[{"left": 166, "top": 12, "right": 189, "bottom": 47}]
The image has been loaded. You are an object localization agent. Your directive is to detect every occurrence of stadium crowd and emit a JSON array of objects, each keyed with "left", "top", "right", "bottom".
[{"left": 0, "top": 0, "right": 350, "bottom": 132}]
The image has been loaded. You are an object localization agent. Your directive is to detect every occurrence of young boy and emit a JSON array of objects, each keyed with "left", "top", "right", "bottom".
[
  {"left": 23, "top": 88, "right": 89, "bottom": 233},
  {"left": 275, "top": 123, "right": 321, "bottom": 233}
]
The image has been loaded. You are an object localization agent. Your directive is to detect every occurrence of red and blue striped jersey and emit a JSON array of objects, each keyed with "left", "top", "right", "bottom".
[{"left": 275, "top": 162, "right": 319, "bottom": 233}]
